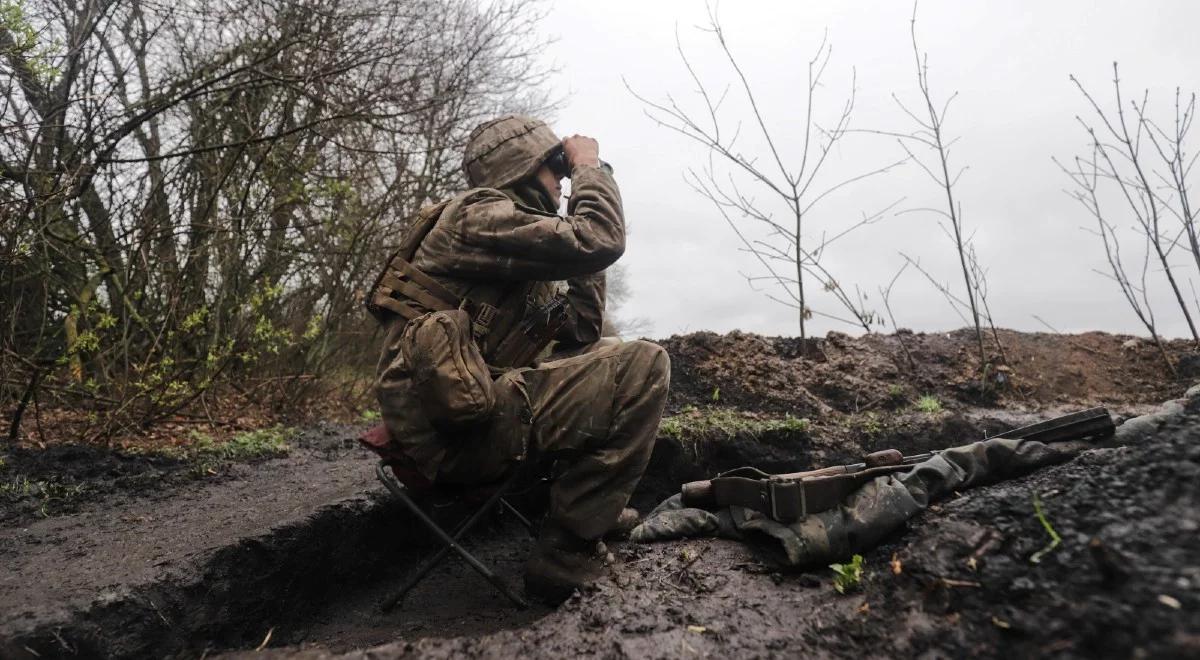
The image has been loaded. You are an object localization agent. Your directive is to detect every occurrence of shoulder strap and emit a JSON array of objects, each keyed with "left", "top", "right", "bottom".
[
  {"left": 365, "top": 191, "right": 498, "bottom": 326},
  {"left": 398, "top": 198, "right": 452, "bottom": 260},
  {"left": 365, "top": 199, "right": 453, "bottom": 322}
]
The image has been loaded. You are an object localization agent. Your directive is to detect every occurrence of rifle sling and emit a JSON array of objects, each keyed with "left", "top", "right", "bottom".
[
  {"left": 707, "top": 464, "right": 915, "bottom": 523},
  {"left": 702, "top": 407, "right": 1115, "bottom": 523}
]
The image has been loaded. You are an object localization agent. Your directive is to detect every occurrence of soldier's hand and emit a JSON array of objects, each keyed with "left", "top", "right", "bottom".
[{"left": 562, "top": 135, "right": 600, "bottom": 170}]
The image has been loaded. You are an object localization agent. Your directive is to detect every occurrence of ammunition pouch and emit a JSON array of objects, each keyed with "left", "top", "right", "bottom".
[{"left": 400, "top": 308, "right": 495, "bottom": 429}]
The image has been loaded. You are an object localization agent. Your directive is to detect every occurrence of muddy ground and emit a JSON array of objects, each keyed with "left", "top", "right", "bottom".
[
  {"left": 1, "top": 329, "right": 1197, "bottom": 658},
  {"left": 263, "top": 398, "right": 1199, "bottom": 660}
]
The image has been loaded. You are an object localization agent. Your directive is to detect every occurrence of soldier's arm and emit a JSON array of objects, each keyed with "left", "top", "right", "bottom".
[
  {"left": 555, "top": 271, "right": 606, "bottom": 346},
  {"left": 415, "top": 165, "right": 625, "bottom": 281}
]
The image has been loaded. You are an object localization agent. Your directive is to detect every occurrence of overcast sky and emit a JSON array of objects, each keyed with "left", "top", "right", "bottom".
[{"left": 537, "top": 0, "right": 1199, "bottom": 339}]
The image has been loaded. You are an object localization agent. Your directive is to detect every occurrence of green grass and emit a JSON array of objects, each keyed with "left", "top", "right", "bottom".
[
  {"left": 659, "top": 408, "right": 810, "bottom": 442},
  {"left": 830, "top": 554, "right": 865, "bottom": 594},
  {"left": 915, "top": 395, "right": 943, "bottom": 414},
  {"left": 154, "top": 426, "right": 294, "bottom": 476},
  {"left": 213, "top": 427, "right": 292, "bottom": 460},
  {"left": 0, "top": 476, "right": 88, "bottom": 518},
  {"left": 855, "top": 411, "right": 884, "bottom": 437},
  {"left": 1030, "top": 493, "right": 1062, "bottom": 564},
  {"left": 0, "top": 427, "right": 293, "bottom": 520},
  {"left": 360, "top": 409, "right": 381, "bottom": 423},
  {"left": 887, "top": 383, "right": 906, "bottom": 400}
]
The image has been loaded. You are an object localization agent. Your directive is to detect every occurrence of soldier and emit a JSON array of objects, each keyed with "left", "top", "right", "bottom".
[{"left": 367, "top": 116, "right": 671, "bottom": 604}]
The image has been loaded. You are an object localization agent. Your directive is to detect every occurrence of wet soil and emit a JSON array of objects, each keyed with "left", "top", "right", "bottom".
[
  {"left": 247, "top": 408, "right": 1200, "bottom": 660},
  {"left": 1, "top": 330, "right": 1196, "bottom": 658}
]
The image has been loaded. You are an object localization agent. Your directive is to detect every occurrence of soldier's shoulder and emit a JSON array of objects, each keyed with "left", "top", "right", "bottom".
[
  {"left": 460, "top": 186, "right": 509, "bottom": 202},
  {"left": 447, "top": 187, "right": 522, "bottom": 219},
  {"left": 443, "top": 187, "right": 508, "bottom": 213}
]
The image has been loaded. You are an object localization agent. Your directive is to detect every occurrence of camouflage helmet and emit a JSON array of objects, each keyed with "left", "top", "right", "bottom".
[{"left": 463, "top": 115, "right": 561, "bottom": 189}]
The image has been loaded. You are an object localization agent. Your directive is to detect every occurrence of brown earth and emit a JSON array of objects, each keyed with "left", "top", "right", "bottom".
[
  {"left": 662, "top": 328, "right": 1188, "bottom": 414},
  {"left": 0, "top": 329, "right": 1196, "bottom": 659}
]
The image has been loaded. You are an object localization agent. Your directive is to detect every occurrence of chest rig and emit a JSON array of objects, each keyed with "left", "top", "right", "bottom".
[{"left": 365, "top": 194, "right": 567, "bottom": 369}]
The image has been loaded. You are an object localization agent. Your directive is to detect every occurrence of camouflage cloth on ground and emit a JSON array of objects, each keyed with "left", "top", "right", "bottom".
[{"left": 631, "top": 437, "right": 1078, "bottom": 568}]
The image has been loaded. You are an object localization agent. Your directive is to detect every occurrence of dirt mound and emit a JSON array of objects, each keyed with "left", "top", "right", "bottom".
[
  {"left": 661, "top": 328, "right": 1189, "bottom": 415},
  {"left": 0, "top": 443, "right": 188, "bottom": 523}
]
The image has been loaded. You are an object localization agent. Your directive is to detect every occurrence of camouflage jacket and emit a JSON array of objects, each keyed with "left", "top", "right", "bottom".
[{"left": 374, "top": 164, "right": 624, "bottom": 477}]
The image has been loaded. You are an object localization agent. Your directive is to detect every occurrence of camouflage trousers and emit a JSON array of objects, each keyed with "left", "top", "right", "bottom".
[{"left": 439, "top": 339, "right": 671, "bottom": 540}]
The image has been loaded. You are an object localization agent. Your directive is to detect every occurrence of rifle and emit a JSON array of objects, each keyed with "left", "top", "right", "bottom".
[{"left": 679, "top": 407, "right": 1115, "bottom": 523}]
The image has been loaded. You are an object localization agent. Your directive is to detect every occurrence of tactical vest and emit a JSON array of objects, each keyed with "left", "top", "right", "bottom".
[{"left": 365, "top": 192, "right": 566, "bottom": 369}]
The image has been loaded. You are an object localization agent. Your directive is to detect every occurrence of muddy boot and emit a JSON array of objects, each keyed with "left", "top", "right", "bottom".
[
  {"left": 524, "top": 524, "right": 604, "bottom": 606},
  {"left": 603, "top": 507, "right": 640, "bottom": 540}
]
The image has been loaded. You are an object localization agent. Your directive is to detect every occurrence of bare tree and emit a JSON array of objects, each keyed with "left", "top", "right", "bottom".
[
  {"left": 1059, "top": 147, "right": 1174, "bottom": 372},
  {"left": 1058, "top": 63, "right": 1197, "bottom": 369},
  {"left": 867, "top": 3, "right": 999, "bottom": 378},
  {"left": 604, "top": 263, "right": 652, "bottom": 337},
  {"left": 878, "top": 262, "right": 915, "bottom": 370},
  {"left": 628, "top": 3, "right": 905, "bottom": 350}
]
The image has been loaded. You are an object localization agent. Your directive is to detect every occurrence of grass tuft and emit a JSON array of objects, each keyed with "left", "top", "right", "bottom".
[
  {"left": 830, "top": 554, "right": 865, "bottom": 594},
  {"left": 0, "top": 476, "right": 88, "bottom": 518},
  {"left": 154, "top": 426, "right": 294, "bottom": 476},
  {"left": 916, "top": 395, "right": 943, "bottom": 414},
  {"left": 360, "top": 409, "right": 381, "bottom": 423},
  {"left": 658, "top": 408, "right": 810, "bottom": 442},
  {"left": 1030, "top": 493, "right": 1062, "bottom": 563}
]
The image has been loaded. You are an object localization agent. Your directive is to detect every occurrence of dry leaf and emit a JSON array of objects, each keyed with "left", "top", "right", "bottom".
[
  {"left": 991, "top": 616, "right": 1011, "bottom": 630},
  {"left": 1158, "top": 594, "right": 1182, "bottom": 610},
  {"left": 255, "top": 627, "right": 274, "bottom": 651},
  {"left": 890, "top": 553, "right": 903, "bottom": 575}
]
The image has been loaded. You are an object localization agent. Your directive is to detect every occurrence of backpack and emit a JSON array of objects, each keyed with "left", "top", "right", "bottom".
[{"left": 366, "top": 196, "right": 495, "bottom": 429}]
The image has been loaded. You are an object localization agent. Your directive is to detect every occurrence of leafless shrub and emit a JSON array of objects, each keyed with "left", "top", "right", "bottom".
[
  {"left": 628, "top": 3, "right": 906, "bottom": 351},
  {"left": 865, "top": 3, "right": 1001, "bottom": 379},
  {"left": 1057, "top": 62, "right": 1197, "bottom": 373}
]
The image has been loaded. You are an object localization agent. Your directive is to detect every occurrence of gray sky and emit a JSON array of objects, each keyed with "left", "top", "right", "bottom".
[{"left": 539, "top": 0, "right": 1200, "bottom": 339}]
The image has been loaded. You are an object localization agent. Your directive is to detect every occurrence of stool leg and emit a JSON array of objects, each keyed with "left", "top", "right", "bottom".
[
  {"left": 499, "top": 497, "right": 537, "bottom": 537},
  {"left": 378, "top": 463, "right": 529, "bottom": 611}
]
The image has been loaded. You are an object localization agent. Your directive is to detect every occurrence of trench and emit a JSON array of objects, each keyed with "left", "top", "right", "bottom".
[{"left": 6, "top": 408, "right": 1090, "bottom": 659}]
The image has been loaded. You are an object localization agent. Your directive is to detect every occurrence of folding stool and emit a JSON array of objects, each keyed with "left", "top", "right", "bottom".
[{"left": 371, "top": 450, "right": 538, "bottom": 611}]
